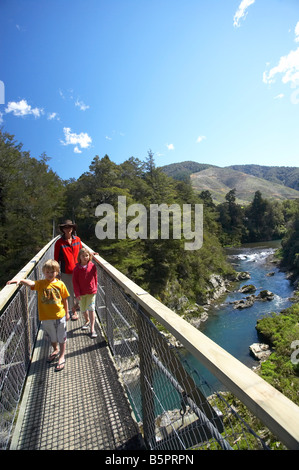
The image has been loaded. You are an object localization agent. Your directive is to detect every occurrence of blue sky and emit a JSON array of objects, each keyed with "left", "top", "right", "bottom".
[{"left": 1, "top": 0, "right": 299, "bottom": 181}]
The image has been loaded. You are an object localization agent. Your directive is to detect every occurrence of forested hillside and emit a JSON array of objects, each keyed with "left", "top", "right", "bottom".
[
  {"left": 162, "top": 161, "right": 299, "bottom": 204},
  {"left": 62, "top": 151, "right": 234, "bottom": 308},
  {"left": 190, "top": 167, "right": 299, "bottom": 204},
  {"left": 1, "top": 131, "right": 299, "bottom": 311},
  {"left": 0, "top": 134, "right": 233, "bottom": 310},
  {"left": 229, "top": 164, "right": 299, "bottom": 191},
  {"left": 160, "top": 161, "right": 215, "bottom": 181},
  {"left": 0, "top": 131, "right": 65, "bottom": 282}
]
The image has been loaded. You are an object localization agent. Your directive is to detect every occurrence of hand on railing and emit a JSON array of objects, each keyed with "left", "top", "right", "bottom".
[{"left": 6, "top": 278, "right": 35, "bottom": 287}]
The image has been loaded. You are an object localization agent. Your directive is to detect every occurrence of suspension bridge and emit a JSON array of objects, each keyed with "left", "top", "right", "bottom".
[{"left": 1, "top": 236, "right": 299, "bottom": 451}]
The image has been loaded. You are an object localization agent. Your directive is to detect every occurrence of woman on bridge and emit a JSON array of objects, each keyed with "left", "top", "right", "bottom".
[{"left": 54, "top": 219, "right": 82, "bottom": 320}]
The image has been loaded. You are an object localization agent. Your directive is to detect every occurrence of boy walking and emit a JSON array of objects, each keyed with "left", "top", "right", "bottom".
[{"left": 7, "top": 259, "right": 70, "bottom": 371}]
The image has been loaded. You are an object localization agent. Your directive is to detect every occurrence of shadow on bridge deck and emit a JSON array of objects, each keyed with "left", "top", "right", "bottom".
[{"left": 10, "top": 314, "right": 145, "bottom": 450}]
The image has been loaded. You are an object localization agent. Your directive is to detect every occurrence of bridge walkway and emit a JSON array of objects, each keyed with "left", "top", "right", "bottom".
[{"left": 10, "top": 312, "right": 145, "bottom": 450}]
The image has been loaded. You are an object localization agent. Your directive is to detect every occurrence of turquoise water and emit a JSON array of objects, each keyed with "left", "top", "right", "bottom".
[{"left": 181, "top": 241, "right": 294, "bottom": 392}]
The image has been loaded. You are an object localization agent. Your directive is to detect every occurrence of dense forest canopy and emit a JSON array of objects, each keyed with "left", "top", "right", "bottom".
[
  {"left": 1, "top": 130, "right": 299, "bottom": 304},
  {"left": 0, "top": 131, "right": 65, "bottom": 280}
]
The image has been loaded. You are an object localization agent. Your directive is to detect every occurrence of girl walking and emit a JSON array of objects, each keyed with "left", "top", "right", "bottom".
[{"left": 72, "top": 248, "right": 98, "bottom": 338}]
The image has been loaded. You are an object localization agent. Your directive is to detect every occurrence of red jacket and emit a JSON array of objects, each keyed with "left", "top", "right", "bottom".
[
  {"left": 72, "top": 261, "right": 98, "bottom": 298},
  {"left": 54, "top": 235, "right": 82, "bottom": 274}
]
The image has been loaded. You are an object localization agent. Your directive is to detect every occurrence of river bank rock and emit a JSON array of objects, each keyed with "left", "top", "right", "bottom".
[
  {"left": 232, "top": 289, "right": 275, "bottom": 309},
  {"left": 207, "top": 274, "right": 228, "bottom": 301},
  {"left": 249, "top": 343, "right": 271, "bottom": 361},
  {"left": 239, "top": 284, "right": 256, "bottom": 294},
  {"left": 233, "top": 295, "right": 256, "bottom": 309},
  {"left": 256, "top": 290, "right": 274, "bottom": 301},
  {"left": 234, "top": 271, "right": 251, "bottom": 281}
]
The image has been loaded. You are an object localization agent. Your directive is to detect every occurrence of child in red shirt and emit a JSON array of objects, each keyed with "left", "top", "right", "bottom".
[{"left": 72, "top": 248, "right": 98, "bottom": 338}]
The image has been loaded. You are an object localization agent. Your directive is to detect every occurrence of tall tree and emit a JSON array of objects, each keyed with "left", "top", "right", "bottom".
[
  {"left": 0, "top": 130, "right": 65, "bottom": 285},
  {"left": 281, "top": 204, "right": 299, "bottom": 272},
  {"left": 245, "top": 190, "right": 278, "bottom": 241},
  {"left": 217, "top": 188, "right": 245, "bottom": 245}
]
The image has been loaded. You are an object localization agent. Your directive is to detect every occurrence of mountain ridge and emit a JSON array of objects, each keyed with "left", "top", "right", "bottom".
[{"left": 161, "top": 161, "right": 299, "bottom": 204}]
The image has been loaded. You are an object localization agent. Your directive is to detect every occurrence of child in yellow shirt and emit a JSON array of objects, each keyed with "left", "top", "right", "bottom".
[{"left": 7, "top": 259, "right": 70, "bottom": 371}]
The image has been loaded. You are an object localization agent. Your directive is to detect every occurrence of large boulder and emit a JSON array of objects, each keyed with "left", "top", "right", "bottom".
[
  {"left": 257, "top": 290, "right": 274, "bottom": 301},
  {"left": 233, "top": 290, "right": 274, "bottom": 309},
  {"left": 233, "top": 295, "right": 256, "bottom": 309},
  {"left": 249, "top": 343, "right": 271, "bottom": 361},
  {"left": 234, "top": 271, "right": 251, "bottom": 281},
  {"left": 239, "top": 284, "right": 256, "bottom": 294}
]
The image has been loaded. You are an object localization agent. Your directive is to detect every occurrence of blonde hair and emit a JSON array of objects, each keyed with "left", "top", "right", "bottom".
[
  {"left": 42, "top": 259, "right": 60, "bottom": 273},
  {"left": 77, "top": 248, "right": 92, "bottom": 264}
]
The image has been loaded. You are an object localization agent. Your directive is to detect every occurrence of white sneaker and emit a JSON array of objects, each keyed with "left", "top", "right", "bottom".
[
  {"left": 91, "top": 331, "right": 97, "bottom": 338},
  {"left": 82, "top": 322, "right": 90, "bottom": 330}
]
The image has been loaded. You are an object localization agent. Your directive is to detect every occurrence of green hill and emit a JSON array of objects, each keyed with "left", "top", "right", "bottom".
[
  {"left": 160, "top": 161, "right": 215, "bottom": 180},
  {"left": 228, "top": 164, "right": 299, "bottom": 191},
  {"left": 190, "top": 167, "right": 299, "bottom": 204},
  {"left": 161, "top": 162, "right": 299, "bottom": 204}
]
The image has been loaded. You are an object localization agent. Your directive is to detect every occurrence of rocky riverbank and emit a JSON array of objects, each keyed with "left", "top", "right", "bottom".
[
  {"left": 164, "top": 244, "right": 298, "bottom": 358},
  {"left": 163, "top": 269, "right": 254, "bottom": 333}
]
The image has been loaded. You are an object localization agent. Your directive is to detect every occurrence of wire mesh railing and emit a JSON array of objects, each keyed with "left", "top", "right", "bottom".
[
  {"left": 0, "top": 238, "right": 57, "bottom": 450},
  {"left": 88, "top": 242, "right": 299, "bottom": 450},
  {"left": 93, "top": 252, "right": 270, "bottom": 450}
]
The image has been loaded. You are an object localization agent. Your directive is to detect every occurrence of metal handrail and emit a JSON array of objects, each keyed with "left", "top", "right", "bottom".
[
  {"left": 0, "top": 237, "right": 58, "bottom": 449},
  {"left": 84, "top": 242, "right": 299, "bottom": 450}
]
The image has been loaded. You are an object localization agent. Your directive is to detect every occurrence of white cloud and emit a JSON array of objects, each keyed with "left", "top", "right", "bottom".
[
  {"left": 75, "top": 99, "right": 90, "bottom": 111},
  {"left": 59, "top": 89, "right": 90, "bottom": 111},
  {"left": 16, "top": 24, "right": 26, "bottom": 32},
  {"left": 196, "top": 135, "right": 206, "bottom": 143},
  {"left": 105, "top": 135, "right": 112, "bottom": 141},
  {"left": 166, "top": 143, "right": 175, "bottom": 150},
  {"left": 60, "top": 127, "right": 92, "bottom": 153},
  {"left": 274, "top": 93, "right": 284, "bottom": 99},
  {"left": 263, "top": 47, "right": 299, "bottom": 85},
  {"left": 233, "top": 0, "right": 256, "bottom": 28},
  {"left": 5, "top": 99, "right": 43, "bottom": 118},
  {"left": 47, "top": 112, "right": 59, "bottom": 120},
  {"left": 263, "top": 23, "right": 299, "bottom": 86}
]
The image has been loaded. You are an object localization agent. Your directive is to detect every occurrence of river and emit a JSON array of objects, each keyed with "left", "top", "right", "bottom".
[{"left": 181, "top": 240, "right": 295, "bottom": 392}]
